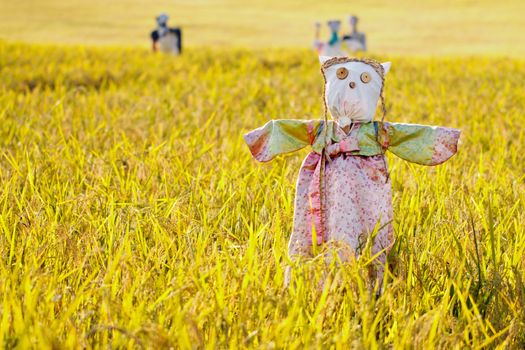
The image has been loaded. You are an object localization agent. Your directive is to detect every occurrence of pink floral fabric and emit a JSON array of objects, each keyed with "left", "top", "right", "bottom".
[{"left": 290, "top": 146, "right": 393, "bottom": 281}]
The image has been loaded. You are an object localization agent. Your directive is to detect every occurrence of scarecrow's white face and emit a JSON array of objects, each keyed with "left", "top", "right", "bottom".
[{"left": 320, "top": 56, "right": 391, "bottom": 126}]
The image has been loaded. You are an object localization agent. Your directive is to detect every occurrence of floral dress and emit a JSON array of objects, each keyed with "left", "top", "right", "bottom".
[{"left": 244, "top": 119, "right": 460, "bottom": 280}]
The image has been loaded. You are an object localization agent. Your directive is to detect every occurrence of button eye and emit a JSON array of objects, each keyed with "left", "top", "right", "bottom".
[
  {"left": 336, "top": 67, "right": 348, "bottom": 80},
  {"left": 360, "top": 72, "right": 371, "bottom": 83}
]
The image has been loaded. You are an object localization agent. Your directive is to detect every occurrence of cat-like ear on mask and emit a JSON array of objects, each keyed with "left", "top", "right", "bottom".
[
  {"left": 382, "top": 62, "right": 391, "bottom": 75},
  {"left": 319, "top": 56, "right": 332, "bottom": 65}
]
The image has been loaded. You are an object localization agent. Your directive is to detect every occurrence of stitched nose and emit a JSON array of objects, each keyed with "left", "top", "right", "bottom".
[{"left": 349, "top": 81, "right": 356, "bottom": 89}]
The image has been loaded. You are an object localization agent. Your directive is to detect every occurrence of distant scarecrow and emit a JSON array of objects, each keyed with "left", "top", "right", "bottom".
[{"left": 151, "top": 13, "right": 182, "bottom": 55}]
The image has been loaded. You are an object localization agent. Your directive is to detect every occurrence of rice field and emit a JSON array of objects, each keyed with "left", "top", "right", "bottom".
[{"left": 0, "top": 41, "right": 524, "bottom": 348}]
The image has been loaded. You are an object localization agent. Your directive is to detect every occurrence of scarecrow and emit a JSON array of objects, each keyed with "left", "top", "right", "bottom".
[
  {"left": 151, "top": 13, "right": 182, "bottom": 55},
  {"left": 244, "top": 56, "right": 460, "bottom": 285}
]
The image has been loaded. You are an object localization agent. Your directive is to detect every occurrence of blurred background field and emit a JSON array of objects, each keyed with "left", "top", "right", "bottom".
[{"left": 1, "top": 0, "right": 525, "bottom": 55}]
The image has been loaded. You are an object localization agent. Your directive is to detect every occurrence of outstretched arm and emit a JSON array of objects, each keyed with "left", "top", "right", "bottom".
[
  {"left": 384, "top": 122, "right": 460, "bottom": 165},
  {"left": 244, "top": 119, "right": 322, "bottom": 162}
]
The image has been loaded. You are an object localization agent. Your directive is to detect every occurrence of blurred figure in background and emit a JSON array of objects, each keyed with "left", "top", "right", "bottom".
[
  {"left": 313, "top": 21, "right": 322, "bottom": 54},
  {"left": 342, "top": 15, "right": 367, "bottom": 52},
  {"left": 313, "top": 20, "right": 345, "bottom": 56},
  {"left": 326, "top": 19, "right": 344, "bottom": 55},
  {"left": 151, "top": 13, "right": 182, "bottom": 55}
]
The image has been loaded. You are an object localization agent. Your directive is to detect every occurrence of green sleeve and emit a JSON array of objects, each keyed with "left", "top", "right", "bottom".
[
  {"left": 244, "top": 119, "right": 322, "bottom": 162},
  {"left": 385, "top": 122, "right": 461, "bottom": 165}
]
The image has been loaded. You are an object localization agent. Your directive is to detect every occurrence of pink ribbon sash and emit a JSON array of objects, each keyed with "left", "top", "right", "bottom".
[{"left": 306, "top": 126, "right": 361, "bottom": 245}]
